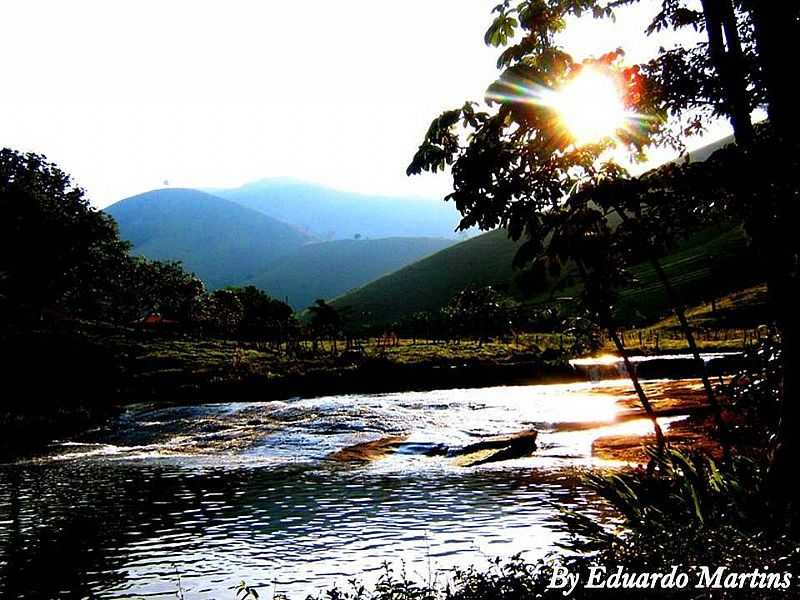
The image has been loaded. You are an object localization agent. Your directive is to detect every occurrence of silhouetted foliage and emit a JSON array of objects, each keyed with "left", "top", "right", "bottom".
[
  {"left": 225, "top": 285, "right": 294, "bottom": 340},
  {"left": 0, "top": 149, "right": 131, "bottom": 323},
  {"left": 444, "top": 286, "right": 511, "bottom": 344},
  {"left": 124, "top": 258, "right": 207, "bottom": 324}
]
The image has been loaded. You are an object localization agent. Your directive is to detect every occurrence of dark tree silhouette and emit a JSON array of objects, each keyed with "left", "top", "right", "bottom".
[
  {"left": 446, "top": 286, "right": 510, "bottom": 346},
  {"left": 308, "top": 299, "right": 345, "bottom": 354},
  {"left": 0, "top": 149, "right": 130, "bottom": 322},
  {"left": 204, "top": 289, "right": 245, "bottom": 336},
  {"left": 122, "top": 258, "right": 206, "bottom": 324},
  {"left": 613, "top": 0, "right": 800, "bottom": 509},
  {"left": 738, "top": 2, "right": 800, "bottom": 514},
  {"left": 408, "top": 11, "right": 670, "bottom": 446},
  {"left": 225, "top": 285, "right": 294, "bottom": 343},
  {"left": 408, "top": 0, "right": 800, "bottom": 470}
]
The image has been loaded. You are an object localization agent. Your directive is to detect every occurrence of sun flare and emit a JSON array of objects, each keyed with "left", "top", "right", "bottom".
[{"left": 556, "top": 68, "right": 627, "bottom": 145}]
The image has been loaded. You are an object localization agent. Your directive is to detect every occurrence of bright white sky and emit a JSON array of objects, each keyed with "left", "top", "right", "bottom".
[{"left": 0, "top": 1, "right": 731, "bottom": 208}]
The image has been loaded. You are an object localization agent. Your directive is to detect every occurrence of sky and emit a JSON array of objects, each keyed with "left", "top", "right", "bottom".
[{"left": 0, "top": 1, "right": 731, "bottom": 208}]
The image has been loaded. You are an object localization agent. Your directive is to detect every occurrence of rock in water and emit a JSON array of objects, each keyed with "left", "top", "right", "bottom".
[
  {"left": 326, "top": 431, "right": 538, "bottom": 466},
  {"left": 450, "top": 430, "right": 538, "bottom": 467},
  {"left": 328, "top": 435, "right": 408, "bottom": 463}
]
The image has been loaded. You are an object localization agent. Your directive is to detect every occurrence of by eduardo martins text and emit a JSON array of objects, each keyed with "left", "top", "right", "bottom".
[{"left": 548, "top": 565, "right": 793, "bottom": 596}]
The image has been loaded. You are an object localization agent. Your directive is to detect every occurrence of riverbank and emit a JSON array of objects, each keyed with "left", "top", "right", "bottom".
[
  {"left": 0, "top": 322, "right": 574, "bottom": 455},
  {"left": 588, "top": 378, "right": 727, "bottom": 462},
  {"left": 102, "top": 327, "right": 748, "bottom": 403},
  {"left": 0, "top": 320, "right": 750, "bottom": 458}
]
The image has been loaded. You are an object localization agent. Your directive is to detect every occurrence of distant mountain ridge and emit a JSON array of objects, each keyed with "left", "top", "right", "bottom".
[
  {"left": 106, "top": 187, "right": 457, "bottom": 305},
  {"left": 106, "top": 188, "right": 313, "bottom": 289},
  {"left": 211, "top": 178, "right": 471, "bottom": 241},
  {"left": 247, "top": 236, "right": 455, "bottom": 310}
]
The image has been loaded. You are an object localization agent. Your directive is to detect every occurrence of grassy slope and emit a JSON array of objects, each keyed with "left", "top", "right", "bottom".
[
  {"left": 332, "top": 135, "right": 746, "bottom": 326},
  {"left": 616, "top": 226, "right": 756, "bottom": 322},
  {"left": 333, "top": 224, "right": 760, "bottom": 326},
  {"left": 106, "top": 188, "right": 313, "bottom": 289},
  {"left": 246, "top": 237, "right": 455, "bottom": 310},
  {"left": 543, "top": 225, "right": 758, "bottom": 323},
  {"left": 601, "top": 284, "right": 770, "bottom": 353},
  {"left": 330, "top": 229, "right": 522, "bottom": 322}
]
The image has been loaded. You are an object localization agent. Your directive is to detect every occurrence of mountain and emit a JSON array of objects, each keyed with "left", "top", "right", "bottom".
[
  {"left": 331, "top": 225, "right": 757, "bottom": 327},
  {"left": 330, "top": 136, "right": 750, "bottom": 325},
  {"left": 330, "top": 230, "right": 522, "bottom": 322},
  {"left": 247, "top": 237, "right": 455, "bottom": 310},
  {"left": 211, "top": 178, "right": 471, "bottom": 240},
  {"left": 106, "top": 188, "right": 456, "bottom": 303},
  {"left": 106, "top": 188, "right": 313, "bottom": 289}
]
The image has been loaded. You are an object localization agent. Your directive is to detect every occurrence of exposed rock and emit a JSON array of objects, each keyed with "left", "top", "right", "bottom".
[
  {"left": 327, "top": 431, "right": 540, "bottom": 466},
  {"left": 328, "top": 435, "right": 408, "bottom": 463},
  {"left": 450, "top": 430, "right": 538, "bottom": 467}
]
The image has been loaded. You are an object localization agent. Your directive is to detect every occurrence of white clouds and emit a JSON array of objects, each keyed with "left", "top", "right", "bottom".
[{"left": 0, "top": 1, "right": 720, "bottom": 208}]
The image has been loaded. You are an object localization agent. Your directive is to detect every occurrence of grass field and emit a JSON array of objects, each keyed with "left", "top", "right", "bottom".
[
  {"left": 121, "top": 294, "right": 764, "bottom": 391},
  {"left": 122, "top": 330, "right": 568, "bottom": 376},
  {"left": 598, "top": 284, "right": 770, "bottom": 353},
  {"left": 615, "top": 226, "right": 758, "bottom": 323}
]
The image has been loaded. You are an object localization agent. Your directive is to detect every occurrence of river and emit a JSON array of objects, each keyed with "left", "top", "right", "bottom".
[{"left": 0, "top": 353, "right": 738, "bottom": 599}]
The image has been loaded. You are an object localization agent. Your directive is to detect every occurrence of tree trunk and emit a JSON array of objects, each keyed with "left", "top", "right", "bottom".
[
  {"left": 745, "top": 1, "right": 800, "bottom": 519},
  {"left": 748, "top": 3, "right": 800, "bottom": 142},
  {"left": 700, "top": 0, "right": 755, "bottom": 144},
  {"left": 573, "top": 259, "right": 665, "bottom": 453},
  {"left": 610, "top": 205, "right": 729, "bottom": 454},
  {"left": 609, "top": 328, "right": 666, "bottom": 452},
  {"left": 766, "top": 273, "right": 800, "bottom": 522},
  {"left": 650, "top": 259, "right": 731, "bottom": 458}
]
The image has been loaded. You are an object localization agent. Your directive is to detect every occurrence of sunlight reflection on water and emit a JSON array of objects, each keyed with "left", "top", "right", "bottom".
[{"left": 0, "top": 377, "right": 693, "bottom": 599}]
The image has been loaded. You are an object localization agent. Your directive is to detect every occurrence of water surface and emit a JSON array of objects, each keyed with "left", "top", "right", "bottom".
[{"left": 0, "top": 376, "right": 696, "bottom": 599}]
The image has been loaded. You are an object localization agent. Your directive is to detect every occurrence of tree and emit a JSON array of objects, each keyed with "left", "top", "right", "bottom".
[
  {"left": 613, "top": 0, "right": 800, "bottom": 511},
  {"left": 308, "top": 299, "right": 344, "bottom": 354},
  {"left": 0, "top": 149, "right": 131, "bottom": 322},
  {"left": 446, "top": 286, "right": 511, "bottom": 345},
  {"left": 736, "top": 2, "right": 800, "bottom": 514},
  {"left": 204, "top": 289, "right": 245, "bottom": 337},
  {"left": 404, "top": 311, "right": 433, "bottom": 344},
  {"left": 412, "top": 0, "right": 800, "bottom": 503},
  {"left": 584, "top": 164, "right": 731, "bottom": 455},
  {"left": 225, "top": 286, "right": 294, "bottom": 342},
  {"left": 120, "top": 258, "right": 206, "bottom": 324},
  {"left": 408, "top": 10, "right": 670, "bottom": 446},
  {"left": 743, "top": 3, "right": 800, "bottom": 142}
]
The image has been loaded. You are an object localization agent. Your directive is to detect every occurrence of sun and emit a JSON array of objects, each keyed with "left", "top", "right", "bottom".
[{"left": 556, "top": 68, "right": 627, "bottom": 145}]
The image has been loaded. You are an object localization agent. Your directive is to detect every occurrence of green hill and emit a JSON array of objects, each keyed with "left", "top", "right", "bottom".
[
  {"left": 106, "top": 188, "right": 313, "bottom": 289},
  {"left": 246, "top": 237, "right": 455, "bottom": 310},
  {"left": 545, "top": 224, "right": 758, "bottom": 324},
  {"left": 332, "top": 224, "right": 759, "bottom": 327},
  {"left": 615, "top": 226, "right": 756, "bottom": 322},
  {"left": 331, "top": 135, "right": 759, "bottom": 326},
  {"left": 330, "top": 229, "right": 523, "bottom": 322}
]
